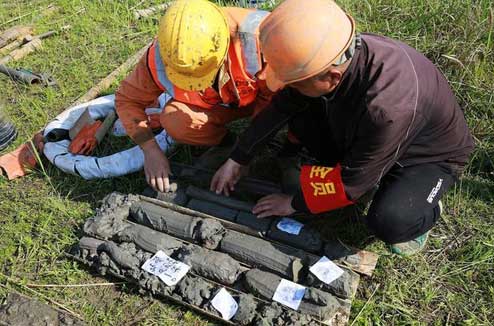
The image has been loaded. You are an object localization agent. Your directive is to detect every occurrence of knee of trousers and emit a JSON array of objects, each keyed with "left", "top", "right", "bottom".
[
  {"left": 159, "top": 102, "right": 190, "bottom": 143},
  {"left": 159, "top": 101, "right": 226, "bottom": 146},
  {"left": 366, "top": 203, "right": 418, "bottom": 244}
]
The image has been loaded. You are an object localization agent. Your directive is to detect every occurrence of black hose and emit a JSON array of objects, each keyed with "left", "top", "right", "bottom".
[
  {"left": 44, "top": 128, "right": 70, "bottom": 142},
  {"left": 0, "top": 109, "right": 17, "bottom": 151}
]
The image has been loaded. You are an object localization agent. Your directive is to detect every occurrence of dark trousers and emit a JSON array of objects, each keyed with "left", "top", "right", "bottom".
[
  {"left": 285, "top": 104, "right": 458, "bottom": 244},
  {"left": 279, "top": 157, "right": 459, "bottom": 244},
  {"left": 366, "top": 162, "right": 457, "bottom": 244}
]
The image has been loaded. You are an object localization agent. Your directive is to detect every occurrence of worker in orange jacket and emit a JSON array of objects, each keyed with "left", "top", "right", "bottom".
[{"left": 115, "top": 0, "right": 273, "bottom": 192}]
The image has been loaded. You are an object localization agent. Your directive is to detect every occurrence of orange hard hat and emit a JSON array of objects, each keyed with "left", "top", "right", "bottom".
[{"left": 260, "top": 0, "right": 355, "bottom": 91}]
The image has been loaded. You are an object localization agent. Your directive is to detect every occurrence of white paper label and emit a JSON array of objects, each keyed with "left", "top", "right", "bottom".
[
  {"left": 272, "top": 279, "right": 306, "bottom": 310},
  {"left": 211, "top": 288, "right": 238, "bottom": 320},
  {"left": 309, "top": 256, "right": 344, "bottom": 285},
  {"left": 277, "top": 217, "right": 304, "bottom": 235},
  {"left": 141, "top": 250, "right": 190, "bottom": 286}
]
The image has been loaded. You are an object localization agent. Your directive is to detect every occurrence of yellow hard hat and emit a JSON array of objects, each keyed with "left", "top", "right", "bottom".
[{"left": 158, "top": 0, "right": 230, "bottom": 91}]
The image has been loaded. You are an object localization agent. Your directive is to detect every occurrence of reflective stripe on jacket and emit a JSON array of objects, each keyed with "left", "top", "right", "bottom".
[{"left": 147, "top": 8, "right": 269, "bottom": 109}]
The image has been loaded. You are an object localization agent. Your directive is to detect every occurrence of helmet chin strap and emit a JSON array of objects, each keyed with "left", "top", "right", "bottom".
[{"left": 333, "top": 34, "right": 361, "bottom": 66}]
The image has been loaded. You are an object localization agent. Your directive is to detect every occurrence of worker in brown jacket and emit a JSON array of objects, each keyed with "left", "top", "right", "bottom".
[
  {"left": 211, "top": 0, "right": 474, "bottom": 256},
  {"left": 115, "top": 0, "right": 273, "bottom": 193}
]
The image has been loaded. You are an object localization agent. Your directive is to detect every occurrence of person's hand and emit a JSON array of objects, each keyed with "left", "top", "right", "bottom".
[
  {"left": 253, "top": 193, "right": 296, "bottom": 218},
  {"left": 142, "top": 140, "right": 171, "bottom": 193},
  {"left": 33, "top": 132, "right": 45, "bottom": 153},
  {"left": 210, "top": 158, "right": 246, "bottom": 196}
]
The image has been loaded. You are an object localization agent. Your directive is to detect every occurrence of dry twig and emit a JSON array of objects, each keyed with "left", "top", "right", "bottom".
[
  {"left": 26, "top": 281, "right": 127, "bottom": 288},
  {"left": 350, "top": 283, "right": 380, "bottom": 326}
]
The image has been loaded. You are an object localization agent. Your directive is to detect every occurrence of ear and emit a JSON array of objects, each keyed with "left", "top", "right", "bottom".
[
  {"left": 314, "top": 68, "right": 343, "bottom": 93},
  {"left": 321, "top": 68, "right": 343, "bottom": 91}
]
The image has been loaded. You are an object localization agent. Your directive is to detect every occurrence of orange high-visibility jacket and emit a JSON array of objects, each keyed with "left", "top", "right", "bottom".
[{"left": 147, "top": 8, "right": 270, "bottom": 109}]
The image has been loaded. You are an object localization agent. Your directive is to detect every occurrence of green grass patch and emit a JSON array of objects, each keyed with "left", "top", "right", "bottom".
[{"left": 0, "top": 0, "right": 493, "bottom": 325}]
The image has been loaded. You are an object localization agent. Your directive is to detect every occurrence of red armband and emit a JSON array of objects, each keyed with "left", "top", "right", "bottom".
[{"left": 300, "top": 164, "right": 354, "bottom": 214}]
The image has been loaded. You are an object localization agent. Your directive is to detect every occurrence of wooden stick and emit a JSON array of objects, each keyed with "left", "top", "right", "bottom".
[
  {"left": 26, "top": 281, "right": 127, "bottom": 288},
  {"left": 0, "top": 25, "right": 33, "bottom": 48},
  {"left": 0, "top": 3, "right": 55, "bottom": 27},
  {"left": 0, "top": 276, "right": 85, "bottom": 321},
  {"left": 35, "top": 30, "right": 57, "bottom": 39},
  {"left": 350, "top": 284, "right": 380, "bottom": 326},
  {"left": 94, "top": 110, "right": 117, "bottom": 143},
  {"left": 1, "top": 14, "right": 36, "bottom": 28},
  {"left": 0, "top": 38, "right": 42, "bottom": 65},
  {"left": 72, "top": 43, "right": 150, "bottom": 106},
  {"left": 134, "top": 3, "right": 171, "bottom": 19},
  {"left": 0, "top": 25, "right": 70, "bottom": 58},
  {"left": 0, "top": 34, "right": 32, "bottom": 56}
]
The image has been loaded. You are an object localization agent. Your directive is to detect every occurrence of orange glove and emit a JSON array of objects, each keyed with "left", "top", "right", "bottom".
[
  {"left": 68, "top": 121, "right": 102, "bottom": 155},
  {"left": 0, "top": 142, "right": 38, "bottom": 180}
]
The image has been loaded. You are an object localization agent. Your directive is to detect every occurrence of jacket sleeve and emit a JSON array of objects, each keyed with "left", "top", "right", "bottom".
[
  {"left": 115, "top": 49, "right": 164, "bottom": 146},
  {"left": 341, "top": 103, "right": 417, "bottom": 201},
  {"left": 230, "top": 88, "right": 309, "bottom": 164},
  {"left": 291, "top": 105, "right": 416, "bottom": 213}
]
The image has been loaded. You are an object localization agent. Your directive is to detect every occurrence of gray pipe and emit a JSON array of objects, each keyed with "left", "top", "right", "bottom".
[{"left": 0, "top": 64, "right": 42, "bottom": 85}]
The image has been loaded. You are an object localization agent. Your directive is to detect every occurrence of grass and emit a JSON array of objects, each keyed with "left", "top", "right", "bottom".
[{"left": 0, "top": 0, "right": 493, "bottom": 325}]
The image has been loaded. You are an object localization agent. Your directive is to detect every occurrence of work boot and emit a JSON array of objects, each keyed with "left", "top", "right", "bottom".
[
  {"left": 390, "top": 200, "right": 442, "bottom": 256},
  {"left": 390, "top": 231, "right": 430, "bottom": 256}
]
